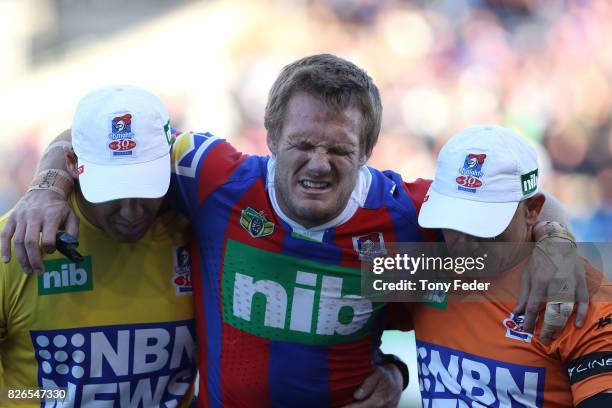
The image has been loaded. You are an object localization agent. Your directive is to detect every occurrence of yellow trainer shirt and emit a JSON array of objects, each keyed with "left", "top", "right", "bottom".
[{"left": 0, "top": 194, "right": 196, "bottom": 407}]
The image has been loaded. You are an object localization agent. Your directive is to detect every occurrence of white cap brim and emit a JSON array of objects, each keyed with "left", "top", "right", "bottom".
[
  {"left": 77, "top": 153, "right": 170, "bottom": 203},
  {"left": 418, "top": 187, "right": 519, "bottom": 238}
]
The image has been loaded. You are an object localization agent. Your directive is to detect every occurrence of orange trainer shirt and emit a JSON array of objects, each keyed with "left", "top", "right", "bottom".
[{"left": 403, "top": 261, "right": 612, "bottom": 408}]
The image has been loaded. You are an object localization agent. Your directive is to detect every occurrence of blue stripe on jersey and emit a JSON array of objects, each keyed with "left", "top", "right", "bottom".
[
  {"left": 172, "top": 133, "right": 225, "bottom": 218},
  {"left": 280, "top": 230, "right": 343, "bottom": 264},
  {"left": 268, "top": 341, "right": 330, "bottom": 407},
  {"left": 369, "top": 305, "right": 388, "bottom": 361},
  {"left": 196, "top": 161, "right": 260, "bottom": 408},
  {"left": 176, "top": 132, "right": 211, "bottom": 168},
  {"left": 379, "top": 169, "right": 424, "bottom": 242},
  {"left": 267, "top": 219, "right": 344, "bottom": 406}
]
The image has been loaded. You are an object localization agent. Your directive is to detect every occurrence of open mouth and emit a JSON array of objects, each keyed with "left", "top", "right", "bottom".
[{"left": 299, "top": 180, "right": 331, "bottom": 191}]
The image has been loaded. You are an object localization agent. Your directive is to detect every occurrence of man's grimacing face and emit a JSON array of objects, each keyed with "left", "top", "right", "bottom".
[{"left": 269, "top": 92, "right": 369, "bottom": 228}]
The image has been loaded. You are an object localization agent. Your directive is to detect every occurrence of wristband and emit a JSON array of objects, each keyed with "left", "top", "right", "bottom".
[
  {"left": 534, "top": 221, "right": 576, "bottom": 247},
  {"left": 379, "top": 353, "right": 409, "bottom": 390},
  {"left": 27, "top": 169, "right": 74, "bottom": 199}
]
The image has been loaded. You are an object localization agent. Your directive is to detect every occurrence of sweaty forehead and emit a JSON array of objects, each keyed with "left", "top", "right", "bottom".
[
  {"left": 281, "top": 92, "right": 364, "bottom": 146},
  {"left": 284, "top": 130, "right": 358, "bottom": 147}
]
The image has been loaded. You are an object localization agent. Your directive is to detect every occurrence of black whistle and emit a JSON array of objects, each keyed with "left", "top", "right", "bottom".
[{"left": 55, "top": 232, "right": 84, "bottom": 263}]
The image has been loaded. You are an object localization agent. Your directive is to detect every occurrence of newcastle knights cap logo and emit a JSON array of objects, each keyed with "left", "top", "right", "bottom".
[
  {"left": 112, "top": 113, "right": 132, "bottom": 134},
  {"left": 463, "top": 153, "right": 486, "bottom": 175},
  {"left": 108, "top": 113, "right": 136, "bottom": 157},
  {"left": 240, "top": 207, "right": 275, "bottom": 238},
  {"left": 456, "top": 153, "right": 487, "bottom": 193}
]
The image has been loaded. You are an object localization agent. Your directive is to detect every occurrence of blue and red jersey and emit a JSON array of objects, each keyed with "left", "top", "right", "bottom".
[{"left": 170, "top": 131, "right": 432, "bottom": 407}]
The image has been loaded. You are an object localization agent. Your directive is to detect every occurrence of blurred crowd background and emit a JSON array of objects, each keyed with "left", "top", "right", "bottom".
[
  {"left": 1, "top": 0, "right": 611, "bottom": 241},
  {"left": 1, "top": 1, "right": 610, "bottom": 406}
]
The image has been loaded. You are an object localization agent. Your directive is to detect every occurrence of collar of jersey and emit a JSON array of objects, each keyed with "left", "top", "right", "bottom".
[{"left": 266, "top": 157, "right": 372, "bottom": 241}]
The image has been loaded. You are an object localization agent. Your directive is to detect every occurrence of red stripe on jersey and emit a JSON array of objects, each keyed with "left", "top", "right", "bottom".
[
  {"left": 334, "top": 207, "right": 397, "bottom": 268},
  {"left": 327, "top": 335, "right": 376, "bottom": 406},
  {"left": 219, "top": 323, "right": 271, "bottom": 407},
  {"left": 224, "top": 178, "right": 283, "bottom": 252},
  {"left": 219, "top": 179, "right": 286, "bottom": 406},
  {"left": 191, "top": 241, "right": 209, "bottom": 407},
  {"left": 403, "top": 178, "right": 438, "bottom": 241},
  {"left": 197, "top": 141, "right": 247, "bottom": 204}
]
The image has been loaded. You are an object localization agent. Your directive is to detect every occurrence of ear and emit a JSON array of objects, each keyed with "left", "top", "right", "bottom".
[
  {"left": 64, "top": 147, "right": 80, "bottom": 179},
  {"left": 523, "top": 193, "right": 545, "bottom": 226}
]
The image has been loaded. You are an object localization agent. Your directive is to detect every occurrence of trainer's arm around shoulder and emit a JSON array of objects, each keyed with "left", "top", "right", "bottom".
[{"left": 0, "top": 129, "right": 78, "bottom": 274}]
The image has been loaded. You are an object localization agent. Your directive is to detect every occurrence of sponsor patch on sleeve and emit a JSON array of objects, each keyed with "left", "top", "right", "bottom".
[{"left": 567, "top": 352, "right": 612, "bottom": 385}]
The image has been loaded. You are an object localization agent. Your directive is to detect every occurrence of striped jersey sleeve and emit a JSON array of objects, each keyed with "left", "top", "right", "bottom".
[{"left": 170, "top": 130, "right": 246, "bottom": 217}]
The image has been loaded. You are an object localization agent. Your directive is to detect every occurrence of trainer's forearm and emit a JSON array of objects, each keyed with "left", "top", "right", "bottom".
[
  {"left": 35, "top": 129, "right": 72, "bottom": 173},
  {"left": 537, "top": 191, "right": 571, "bottom": 229},
  {"left": 28, "top": 129, "right": 75, "bottom": 198}
]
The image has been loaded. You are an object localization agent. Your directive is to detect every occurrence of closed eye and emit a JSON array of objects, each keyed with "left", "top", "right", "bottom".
[
  {"left": 329, "top": 147, "right": 354, "bottom": 156},
  {"left": 293, "top": 142, "right": 316, "bottom": 151}
]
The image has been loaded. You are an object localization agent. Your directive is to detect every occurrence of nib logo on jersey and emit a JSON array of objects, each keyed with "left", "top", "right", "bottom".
[
  {"left": 30, "top": 320, "right": 196, "bottom": 407},
  {"left": 39, "top": 257, "right": 93, "bottom": 295},
  {"left": 222, "top": 239, "right": 383, "bottom": 345},
  {"left": 417, "top": 341, "right": 545, "bottom": 408}
]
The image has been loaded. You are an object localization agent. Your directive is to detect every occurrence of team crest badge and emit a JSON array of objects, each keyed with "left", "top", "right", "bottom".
[
  {"left": 456, "top": 153, "right": 487, "bottom": 193},
  {"left": 240, "top": 207, "right": 275, "bottom": 238},
  {"left": 108, "top": 113, "right": 136, "bottom": 157},
  {"left": 112, "top": 113, "right": 132, "bottom": 134},
  {"left": 172, "top": 245, "right": 192, "bottom": 296},
  {"left": 502, "top": 313, "right": 533, "bottom": 343},
  {"left": 352, "top": 232, "right": 387, "bottom": 260}
]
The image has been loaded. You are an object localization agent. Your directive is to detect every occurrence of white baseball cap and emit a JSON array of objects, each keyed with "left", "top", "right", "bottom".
[
  {"left": 72, "top": 85, "right": 173, "bottom": 203},
  {"left": 418, "top": 125, "right": 540, "bottom": 238}
]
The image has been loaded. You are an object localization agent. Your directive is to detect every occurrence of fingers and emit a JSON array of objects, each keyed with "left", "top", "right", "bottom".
[
  {"left": 0, "top": 214, "right": 16, "bottom": 263},
  {"left": 540, "top": 302, "right": 573, "bottom": 344},
  {"left": 574, "top": 264, "right": 589, "bottom": 327},
  {"left": 523, "top": 274, "right": 547, "bottom": 333},
  {"left": 12, "top": 218, "right": 32, "bottom": 274},
  {"left": 24, "top": 219, "right": 44, "bottom": 274},
  {"left": 353, "top": 368, "right": 383, "bottom": 400},
  {"left": 513, "top": 268, "right": 530, "bottom": 315},
  {"left": 41, "top": 216, "right": 61, "bottom": 255},
  {"left": 64, "top": 210, "right": 80, "bottom": 240}
]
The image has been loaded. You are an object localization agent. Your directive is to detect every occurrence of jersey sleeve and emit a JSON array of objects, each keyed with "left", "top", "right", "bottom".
[
  {"left": 554, "top": 266, "right": 612, "bottom": 405},
  {"left": 401, "top": 178, "right": 442, "bottom": 242},
  {"left": 169, "top": 130, "right": 247, "bottom": 218}
]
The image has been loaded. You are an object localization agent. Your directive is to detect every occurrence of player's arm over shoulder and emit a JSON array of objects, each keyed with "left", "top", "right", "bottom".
[
  {"left": 169, "top": 130, "right": 248, "bottom": 213},
  {"left": 556, "top": 265, "right": 612, "bottom": 406},
  {"left": 171, "top": 130, "right": 243, "bottom": 179}
]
